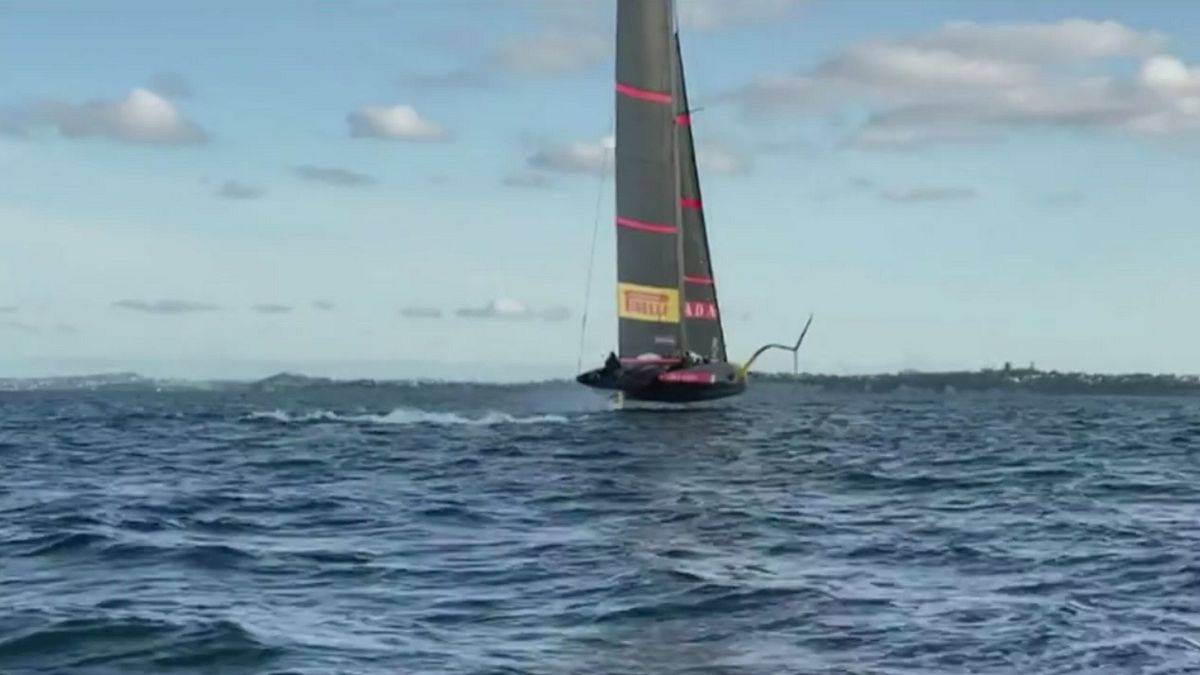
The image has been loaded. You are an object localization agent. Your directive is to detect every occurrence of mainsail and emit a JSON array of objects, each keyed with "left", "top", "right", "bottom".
[{"left": 614, "top": 0, "right": 726, "bottom": 364}]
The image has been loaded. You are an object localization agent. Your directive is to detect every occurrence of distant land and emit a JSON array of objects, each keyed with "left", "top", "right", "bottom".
[
  {"left": 756, "top": 363, "right": 1200, "bottom": 397},
  {"left": 1, "top": 364, "right": 1199, "bottom": 396}
]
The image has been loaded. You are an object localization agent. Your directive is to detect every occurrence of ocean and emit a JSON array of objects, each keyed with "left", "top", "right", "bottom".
[{"left": 1, "top": 381, "right": 1198, "bottom": 674}]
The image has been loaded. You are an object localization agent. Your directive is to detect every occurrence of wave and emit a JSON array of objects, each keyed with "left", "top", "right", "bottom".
[
  {"left": 245, "top": 407, "right": 571, "bottom": 427},
  {"left": 0, "top": 615, "right": 279, "bottom": 671},
  {"left": 7, "top": 531, "right": 108, "bottom": 557}
]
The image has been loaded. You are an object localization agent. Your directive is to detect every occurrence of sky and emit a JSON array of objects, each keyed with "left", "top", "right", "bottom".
[{"left": 2, "top": 0, "right": 1200, "bottom": 380}]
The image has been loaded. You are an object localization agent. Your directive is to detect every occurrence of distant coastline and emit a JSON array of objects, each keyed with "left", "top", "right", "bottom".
[
  {"left": 755, "top": 363, "right": 1200, "bottom": 397},
  {"left": 2, "top": 364, "right": 1199, "bottom": 396}
]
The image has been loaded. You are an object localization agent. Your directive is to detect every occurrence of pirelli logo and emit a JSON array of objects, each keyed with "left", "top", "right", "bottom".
[{"left": 617, "top": 283, "right": 680, "bottom": 323}]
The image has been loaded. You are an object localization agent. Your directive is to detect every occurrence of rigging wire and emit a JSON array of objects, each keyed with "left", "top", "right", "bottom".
[{"left": 575, "top": 116, "right": 614, "bottom": 374}]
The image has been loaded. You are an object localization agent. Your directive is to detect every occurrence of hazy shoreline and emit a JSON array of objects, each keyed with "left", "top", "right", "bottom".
[{"left": 3, "top": 367, "right": 1199, "bottom": 396}]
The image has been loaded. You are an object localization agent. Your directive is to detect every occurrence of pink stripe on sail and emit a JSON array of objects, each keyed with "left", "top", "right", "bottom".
[
  {"left": 616, "top": 82, "right": 672, "bottom": 104},
  {"left": 684, "top": 275, "right": 714, "bottom": 285},
  {"left": 680, "top": 197, "right": 702, "bottom": 209},
  {"left": 616, "top": 216, "right": 677, "bottom": 234},
  {"left": 675, "top": 113, "right": 691, "bottom": 125}
]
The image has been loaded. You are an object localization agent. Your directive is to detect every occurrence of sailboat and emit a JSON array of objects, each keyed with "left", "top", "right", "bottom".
[{"left": 576, "top": 0, "right": 812, "bottom": 404}]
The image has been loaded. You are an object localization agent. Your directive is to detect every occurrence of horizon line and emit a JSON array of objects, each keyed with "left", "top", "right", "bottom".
[{"left": 2, "top": 365, "right": 1199, "bottom": 385}]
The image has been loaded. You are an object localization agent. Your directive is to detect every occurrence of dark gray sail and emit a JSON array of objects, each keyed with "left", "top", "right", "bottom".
[
  {"left": 673, "top": 33, "right": 728, "bottom": 363},
  {"left": 614, "top": 0, "right": 682, "bottom": 362}
]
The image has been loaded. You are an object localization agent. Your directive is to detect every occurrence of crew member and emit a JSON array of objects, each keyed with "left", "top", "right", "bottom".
[{"left": 604, "top": 352, "right": 620, "bottom": 373}]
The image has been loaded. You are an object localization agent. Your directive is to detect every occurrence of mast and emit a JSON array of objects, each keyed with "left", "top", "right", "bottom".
[{"left": 670, "top": 0, "right": 688, "bottom": 356}]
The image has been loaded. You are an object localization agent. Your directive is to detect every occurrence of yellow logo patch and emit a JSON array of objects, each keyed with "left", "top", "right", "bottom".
[{"left": 617, "top": 283, "right": 680, "bottom": 323}]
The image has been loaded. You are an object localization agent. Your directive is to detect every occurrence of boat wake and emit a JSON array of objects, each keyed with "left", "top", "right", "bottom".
[{"left": 244, "top": 408, "right": 571, "bottom": 427}]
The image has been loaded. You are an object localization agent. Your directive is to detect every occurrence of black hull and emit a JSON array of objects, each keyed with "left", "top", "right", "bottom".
[
  {"left": 623, "top": 379, "right": 745, "bottom": 403},
  {"left": 576, "top": 362, "right": 746, "bottom": 403}
]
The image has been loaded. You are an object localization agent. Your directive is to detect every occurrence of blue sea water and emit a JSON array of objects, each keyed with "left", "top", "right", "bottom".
[{"left": 1, "top": 381, "right": 1198, "bottom": 674}]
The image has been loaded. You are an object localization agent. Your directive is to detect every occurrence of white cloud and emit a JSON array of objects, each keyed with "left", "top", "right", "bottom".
[
  {"left": 1133, "top": 55, "right": 1200, "bottom": 134},
  {"left": 493, "top": 297, "right": 526, "bottom": 316},
  {"left": 347, "top": 104, "right": 447, "bottom": 141},
  {"left": 494, "top": 29, "right": 608, "bottom": 75},
  {"left": 923, "top": 19, "right": 1166, "bottom": 62},
  {"left": 18, "top": 88, "right": 206, "bottom": 144},
  {"left": 1140, "top": 56, "right": 1200, "bottom": 90},
  {"left": 730, "top": 19, "right": 1200, "bottom": 148},
  {"left": 821, "top": 42, "right": 1037, "bottom": 94},
  {"left": 697, "top": 141, "right": 752, "bottom": 175},
  {"left": 454, "top": 298, "right": 570, "bottom": 321},
  {"left": 527, "top": 134, "right": 614, "bottom": 175},
  {"left": 678, "top": 0, "right": 804, "bottom": 31}
]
